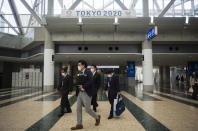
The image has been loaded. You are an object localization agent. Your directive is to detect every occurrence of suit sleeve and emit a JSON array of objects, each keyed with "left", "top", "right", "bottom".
[
  {"left": 69, "top": 75, "right": 73, "bottom": 92},
  {"left": 83, "top": 70, "right": 93, "bottom": 91},
  {"left": 57, "top": 78, "right": 62, "bottom": 91},
  {"left": 115, "top": 75, "right": 120, "bottom": 93},
  {"left": 96, "top": 74, "right": 101, "bottom": 89}
]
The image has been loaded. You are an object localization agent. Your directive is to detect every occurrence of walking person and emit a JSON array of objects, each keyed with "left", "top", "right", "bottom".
[
  {"left": 103, "top": 69, "right": 120, "bottom": 119},
  {"left": 71, "top": 60, "right": 101, "bottom": 130},
  {"left": 57, "top": 67, "right": 73, "bottom": 117},
  {"left": 90, "top": 65, "right": 101, "bottom": 112},
  {"left": 190, "top": 72, "right": 198, "bottom": 99}
]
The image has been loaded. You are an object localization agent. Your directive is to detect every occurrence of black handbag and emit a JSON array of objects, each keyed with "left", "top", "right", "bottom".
[{"left": 115, "top": 95, "right": 125, "bottom": 116}]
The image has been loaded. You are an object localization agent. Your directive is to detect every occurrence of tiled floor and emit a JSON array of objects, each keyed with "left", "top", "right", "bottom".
[{"left": 0, "top": 84, "right": 198, "bottom": 131}]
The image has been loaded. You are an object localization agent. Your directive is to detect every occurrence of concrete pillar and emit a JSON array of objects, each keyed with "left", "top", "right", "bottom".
[
  {"left": 142, "top": 40, "right": 153, "bottom": 91},
  {"left": 59, "top": 0, "right": 64, "bottom": 9},
  {"left": 43, "top": 28, "right": 55, "bottom": 92},
  {"left": 47, "top": 0, "right": 54, "bottom": 15},
  {"left": 143, "top": 0, "right": 149, "bottom": 17},
  {"left": 160, "top": 66, "right": 170, "bottom": 87}
]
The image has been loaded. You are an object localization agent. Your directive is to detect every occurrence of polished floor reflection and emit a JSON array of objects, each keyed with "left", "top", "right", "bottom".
[{"left": 0, "top": 84, "right": 198, "bottom": 131}]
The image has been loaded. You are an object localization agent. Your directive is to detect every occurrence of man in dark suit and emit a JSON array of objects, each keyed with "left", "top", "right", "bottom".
[
  {"left": 57, "top": 67, "right": 73, "bottom": 117},
  {"left": 71, "top": 60, "right": 101, "bottom": 130},
  {"left": 90, "top": 65, "right": 101, "bottom": 112},
  {"left": 103, "top": 69, "right": 120, "bottom": 119}
]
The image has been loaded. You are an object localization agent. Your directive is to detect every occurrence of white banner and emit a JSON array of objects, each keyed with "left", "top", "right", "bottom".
[{"left": 60, "top": 10, "right": 136, "bottom": 18}]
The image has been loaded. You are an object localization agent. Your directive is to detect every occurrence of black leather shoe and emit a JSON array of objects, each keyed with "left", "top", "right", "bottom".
[
  {"left": 93, "top": 107, "right": 97, "bottom": 112},
  {"left": 66, "top": 110, "right": 72, "bottom": 113},
  {"left": 108, "top": 115, "right": 113, "bottom": 119}
]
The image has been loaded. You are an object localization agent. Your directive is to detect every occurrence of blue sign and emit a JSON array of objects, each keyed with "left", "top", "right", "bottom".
[
  {"left": 127, "top": 61, "right": 135, "bottom": 77},
  {"left": 188, "top": 61, "right": 198, "bottom": 76},
  {"left": 147, "top": 26, "right": 158, "bottom": 40}
]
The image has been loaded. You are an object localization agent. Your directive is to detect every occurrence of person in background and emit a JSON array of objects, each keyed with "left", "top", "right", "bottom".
[
  {"left": 190, "top": 72, "right": 198, "bottom": 99},
  {"left": 90, "top": 65, "right": 101, "bottom": 112},
  {"left": 103, "top": 69, "right": 120, "bottom": 119},
  {"left": 71, "top": 60, "right": 100, "bottom": 130},
  {"left": 176, "top": 74, "right": 180, "bottom": 87},
  {"left": 57, "top": 67, "right": 73, "bottom": 117}
]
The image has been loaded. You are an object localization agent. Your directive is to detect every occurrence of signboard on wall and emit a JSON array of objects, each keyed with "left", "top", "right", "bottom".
[
  {"left": 147, "top": 26, "right": 158, "bottom": 40},
  {"left": 127, "top": 61, "right": 135, "bottom": 77},
  {"left": 60, "top": 10, "right": 136, "bottom": 18}
]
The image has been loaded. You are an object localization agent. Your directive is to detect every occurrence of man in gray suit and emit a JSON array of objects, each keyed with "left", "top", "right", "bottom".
[{"left": 71, "top": 60, "right": 101, "bottom": 130}]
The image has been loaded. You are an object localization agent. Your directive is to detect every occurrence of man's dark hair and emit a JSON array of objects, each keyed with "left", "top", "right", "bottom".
[
  {"left": 91, "top": 64, "right": 97, "bottom": 69},
  {"left": 78, "top": 60, "right": 87, "bottom": 68},
  {"left": 62, "top": 67, "right": 68, "bottom": 72}
]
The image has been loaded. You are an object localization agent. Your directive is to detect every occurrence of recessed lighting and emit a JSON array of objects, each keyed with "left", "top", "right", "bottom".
[
  {"left": 185, "top": 16, "right": 189, "bottom": 25},
  {"left": 113, "top": 17, "right": 119, "bottom": 25},
  {"left": 149, "top": 16, "right": 155, "bottom": 25},
  {"left": 77, "top": 17, "right": 83, "bottom": 25}
]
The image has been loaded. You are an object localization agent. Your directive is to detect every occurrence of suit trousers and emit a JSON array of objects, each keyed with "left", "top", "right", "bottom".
[
  {"left": 60, "top": 92, "right": 71, "bottom": 112},
  {"left": 77, "top": 91, "right": 98, "bottom": 125},
  {"left": 108, "top": 93, "right": 117, "bottom": 116}
]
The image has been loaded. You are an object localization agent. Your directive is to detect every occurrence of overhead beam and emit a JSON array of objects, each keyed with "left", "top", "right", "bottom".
[
  {"left": 195, "top": 4, "right": 198, "bottom": 11},
  {"left": 115, "top": 0, "right": 128, "bottom": 10},
  {"left": 47, "top": 0, "right": 54, "bottom": 15},
  {"left": 0, "top": 0, "right": 4, "bottom": 12},
  {"left": 20, "top": 0, "right": 45, "bottom": 25},
  {"left": 25, "top": 0, "right": 38, "bottom": 34},
  {"left": 143, "top": 0, "right": 149, "bottom": 17},
  {"left": 130, "top": 0, "right": 138, "bottom": 9},
  {"left": 83, "top": 1, "right": 95, "bottom": 10},
  {"left": 58, "top": 0, "right": 63, "bottom": 8},
  {"left": 0, "top": 14, "right": 19, "bottom": 34},
  {"left": 174, "top": 0, "right": 190, "bottom": 7},
  {"left": 69, "top": 0, "right": 82, "bottom": 10},
  {"left": 158, "top": 0, "right": 176, "bottom": 17},
  {"left": 102, "top": 0, "right": 114, "bottom": 9},
  {"left": 8, "top": 0, "right": 24, "bottom": 35},
  {"left": 191, "top": 0, "right": 195, "bottom": 16},
  {"left": 154, "top": 0, "right": 161, "bottom": 12}
]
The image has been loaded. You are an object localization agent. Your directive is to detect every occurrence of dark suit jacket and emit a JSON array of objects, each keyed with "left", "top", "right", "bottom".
[
  {"left": 92, "top": 72, "right": 101, "bottom": 96},
  {"left": 58, "top": 75, "right": 73, "bottom": 94},
  {"left": 104, "top": 74, "right": 120, "bottom": 96},
  {"left": 76, "top": 68, "right": 93, "bottom": 97}
]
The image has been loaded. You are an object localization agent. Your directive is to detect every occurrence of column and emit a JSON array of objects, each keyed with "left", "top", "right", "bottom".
[
  {"left": 47, "top": 0, "right": 54, "bottom": 15},
  {"left": 160, "top": 66, "right": 170, "bottom": 87},
  {"left": 142, "top": 40, "right": 153, "bottom": 91},
  {"left": 43, "top": 28, "right": 55, "bottom": 92},
  {"left": 143, "top": 0, "right": 149, "bottom": 17}
]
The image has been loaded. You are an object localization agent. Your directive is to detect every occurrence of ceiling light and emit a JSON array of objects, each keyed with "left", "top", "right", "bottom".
[
  {"left": 113, "top": 17, "right": 119, "bottom": 25},
  {"left": 185, "top": 16, "right": 189, "bottom": 25},
  {"left": 77, "top": 17, "right": 83, "bottom": 25},
  {"left": 150, "top": 16, "right": 154, "bottom": 25}
]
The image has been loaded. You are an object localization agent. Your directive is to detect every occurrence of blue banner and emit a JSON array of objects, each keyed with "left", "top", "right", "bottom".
[
  {"left": 147, "top": 26, "right": 158, "bottom": 40},
  {"left": 127, "top": 61, "right": 135, "bottom": 77},
  {"left": 188, "top": 61, "right": 198, "bottom": 76}
]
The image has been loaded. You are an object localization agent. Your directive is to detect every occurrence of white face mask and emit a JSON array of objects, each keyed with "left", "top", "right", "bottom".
[
  {"left": 91, "top": 69, "right": 95, "bottom": 73},
  {"left": 78, "top": 66, "right": 82, "bottom": 71},
  {"left": 61, "top": 73, "right": 65, "bottom": 76},
  {"left": 108, "top": 74, "right": 112, "bottom": 78}
]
